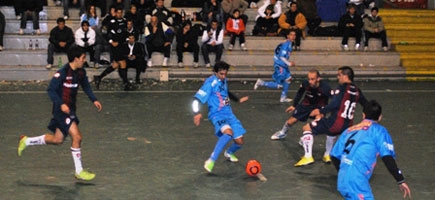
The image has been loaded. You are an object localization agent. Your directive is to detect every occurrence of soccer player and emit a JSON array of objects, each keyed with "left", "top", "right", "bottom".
[
  {"left": 295, "top": 66, "right": 367, "bottom": 167},
  {"left": 330, "top": 100, "right": 411, "bottom": 199},
  {"left": 270, "top": 69, "right": 331, "bottom": 141},
  {"left": 192, "top": 61, "right": 249, "bottom": 173},
  {"left": 18, "top": 46, "right": 103, "bottom": 181},
  {"left": 254, "top": 30, "right": 296, "bottom": 103}
]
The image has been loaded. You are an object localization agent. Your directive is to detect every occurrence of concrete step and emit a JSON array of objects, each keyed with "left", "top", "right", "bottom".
[
  {"left": 385, "top": 24, "right": 435, "bottom": 38},
  {"left": 0, "top": 6, "right": 85, "bottom": 20},
  {"left": 395, "top": 45, "right": 435, "bottom": 52}
]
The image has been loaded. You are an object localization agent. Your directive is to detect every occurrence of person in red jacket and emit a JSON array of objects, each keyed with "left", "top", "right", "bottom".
[{"left": 226, "top": 9, "right": 247, "bottom": 51}]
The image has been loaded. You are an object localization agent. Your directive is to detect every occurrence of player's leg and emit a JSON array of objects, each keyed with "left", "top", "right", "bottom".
[
  {"left": 294, "top": 123, "right": 316, "bottom": 166},
  {"left": 323, "top": 135, "right": 337, "bottom": 163},
  {"left": 69, "top": 122, "right": 95, "bottom": 180},
  {"left": 271, "top": 117, "right": 298, "bottom": 140},
  {"left": 224, "top": 117, "right": 246, "bottom": 162},
  {"left": 279, "top": 74, "right": 292, "bottom": 102}
]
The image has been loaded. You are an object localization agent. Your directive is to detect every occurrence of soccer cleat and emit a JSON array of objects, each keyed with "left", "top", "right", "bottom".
[
  {"left": 18, "top": 135, "right": 27, "bottom": 156},
  {"left": 280, "top": 97, "right": 293, "bottom": 103},
  {"left": 224, "top": 151, "right": 239, "bottom": 162},
  {"left": 204, "top": 159, "right": 215, "bottom": 173},
  {"left": 294, "top": 156, "right": 315, "bottom": 167},
  {"left": 253, "top": 78, "right": 263, "bottom": 90},
  {"left": 322, "top": 155, "right": 332, "bottom": 163},
  {"left": 93, "top": 75, "right": 101, "bottom": 90},
  {"left": 75, "top": 170, "right": 96, "bottom": 181},
  {"left": 271, "top": 131, "right": 287, "bottom": 140}
]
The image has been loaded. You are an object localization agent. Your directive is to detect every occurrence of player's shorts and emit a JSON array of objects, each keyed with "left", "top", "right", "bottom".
[
  {"left": 309, "top": 117, "right": 345, "bottom": 136},
  {"left": 292, "top": 105, "right": 318, "bottom": 122},
  {"left": 47, "top": 112, "right": 79, "bottom": 137},
  {"left": 337, "top": 170, "right": 374, "bottom": 200},
  {"left": 272, "top": 65, "right": 291, "bottom": 83},
  {"left": 210, "top": 114, "right": 246, "bottom": 139},
  {"left": 111, "top": 45, "right": 126, "bottom": 61}
]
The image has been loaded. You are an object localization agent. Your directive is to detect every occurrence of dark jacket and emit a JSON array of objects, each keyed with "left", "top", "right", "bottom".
[
  {"left": 176, "top": 24, "right": 199, "bottom": 47},
  {"left": 49, "top": 25, "right": 74, "bottom": 49},
  {"left": 338, "top": 12, "right": 363, "bottom": 32}
]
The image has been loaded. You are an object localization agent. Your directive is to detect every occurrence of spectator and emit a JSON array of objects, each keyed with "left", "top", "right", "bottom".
[
  {"left": 221, "top": 0, "right": 249, "bottom": 26},
  {"left": 110, "top": 0, "right": 130, "bottom": 11},
  {"left": 63, "top": 0, "right": 86, "bottom": 20},
  {"left": 0, "top": 10, "right": 4, "bottom": 51},
  {"left": 348, "top": 0, "right": 366, "bottom": 16},
  {"left": 124, "top": 4, "right": 144, "bottom": 35},
  {"left": 144, "top": 16, "right": 174, "bottom": 67},
  {"left": 75, "top": 20, "right": 96, "bottom": 68},
  {"left": 46, "top": 18, "right": 74, "bottom": 69},
  {"left": 176, "top": 21, "right": 200, "bottom": 68},
  {"left": 363, "top": 7, "right": 388, "bottom": 51},
  {"left": 125, "top": 34, "right": 147, "bottom": 84},
  {"left": 145, "top": 0, "right": 173, "bottom": 27},
  {"left": 247, "top": 0, "right": 259, "bottom": 8},
  {"left": 14, "top": 0, "right": 23, "bottom": 20},
  {"left": 94, "top": 4, "right": 117, "bottom": 68},
  {"left": 86, "top": 0, "right": 107, "bottom": 17},
  {"left": 130, "top": 0, "right": 155, "bottom": 22},
  {"left": 338, "top": 4, "right": 363, "bottom": 51},
  {"left": 278, "top": 2, "right": 307, "bottom": 51},
  {"left": 201, "top": 19, "right": 224, "bottom": 68},
  {"left": 253, "top": 0, "right": 281, "bottom": 36},
  {"left": 80, "top": 4, "right": 100, "bottom": 30},
  {"left": 226, "top": 9, "right": 247, "bottom": 51},
  {"left": 126, "top": 19, "right": 141, "bottom": 42},
  {"left": 19, "top": 0, "right": 43, "bottom": 35},
  {"left": 297, "top": 0, "right": 322, "bottom": 36},
  {"left": 202, "top": 0, "right": 224, "bottom": 26}
]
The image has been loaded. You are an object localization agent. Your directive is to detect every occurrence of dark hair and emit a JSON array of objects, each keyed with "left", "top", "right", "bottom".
[
  {"left": 56, "top": 17, "right": 65, "bottom": 24},
  {"left": 363, "top": 100, "right": 382, "bottom": 121},
  {"left": 338, "top": 66, "right": 354, "bottom": 82},
  {"left": 308, "top": 69, "right": 320, "bottom": 77},
  {"left": 213, "top": 61, "right": 230, "bottom": 73},
  {"left": 290, "top": 2, "right": 297, "bottom": 7},
  {"left": 233, "top": 9, "right": 240, "bottom": 14},
  {"left": 81, "top": 20, "right": 90, "bottom": 27},
  {"left": 127, "top": 33, "right": 136, "bottom": 39},
  {"left": 67, "top": 46, "right": 85, "bottom": 62},
  {"left": 371, "top": 7, "right": 379, "bottom": 12}
]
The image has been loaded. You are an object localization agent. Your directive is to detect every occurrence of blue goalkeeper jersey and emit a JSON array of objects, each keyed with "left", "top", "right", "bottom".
[
  {"left": 331, "top": 119, "right": 397, "bottom": 184},
  {"left": 194, "top": 75, "right": 233, "bottom": 119},
  {"left": 273, "top": 40, "right": 293, "bottom": 68}
]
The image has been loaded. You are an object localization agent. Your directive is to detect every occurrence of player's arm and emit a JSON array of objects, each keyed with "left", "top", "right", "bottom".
[
  {"left": 358, "top": 88, "right": 368, "bottom": 107},
  {"left": 292, "top": 83, "right": 306, "bottom": 107},
  {"left": 192, "top": 97, "right": 202, "bottom": 126},
  {"left": 228, "top": 91, "right": 248, "bottom": 103},
  {"left": 382, "top": 155, "right": 412, "bottom": 198},
  {"left": 47, "top": 72, "right": 64, "bottom": 107}
]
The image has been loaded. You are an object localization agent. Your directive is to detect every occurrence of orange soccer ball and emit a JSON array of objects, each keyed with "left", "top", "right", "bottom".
[{"left": 245, "top": 159, "right": 262, "bottom": 176}]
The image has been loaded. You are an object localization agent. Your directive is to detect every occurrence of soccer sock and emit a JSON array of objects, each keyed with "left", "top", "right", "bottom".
[
  {"left": 262, "top": 81, "right": 280, "bottom": 89},
  {"left": 281, "top": 81, "right": 290, "bottom": 98},
  {"left": 210, "top": 134, "right": 232, "bottom": 161},
  {"left": 226, "top": 142, "right": 241, "bottom": 154},
  {"left": 100, "top": 66, "right": 115, "bottom": 78},
  {"left": 118, "top": 68, "right": 129, "bottom": 84},
  {"left": 324, "top": 135, "right": 337, "bottom": 156},
  {"left": 301, "top": 131, "right": 313, "bottom": 158},
  {"left": 71, "top": 147, "right": 83, "bottom": 174},
  {"left": 281, "top": 122, "right": 291, "bottom": 134},
  {"left": 25, "top": 135, "right": 46, "bottom": 146}
]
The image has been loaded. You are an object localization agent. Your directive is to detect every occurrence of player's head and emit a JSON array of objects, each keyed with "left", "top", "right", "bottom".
[
  {"left": 337, "top": 66, "right": 354, "bottom": 83},
  {"left": 363, "top": 100, "right": 382, "bottom": 121},
  {"left": 307, "top": 69, "right": 321, "bottom": 88},
  {"left": 287, "top": 30, "right": 296, "bottom": 42},
  {"left": 213, "top": 61, "right": 230, "bottom": 80},
  {"left": 67, "top": 46, "right": 86, "bottom": 67}
]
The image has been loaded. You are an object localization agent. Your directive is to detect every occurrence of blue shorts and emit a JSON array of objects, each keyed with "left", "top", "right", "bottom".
[
  {"left": 210, "top": 114, "right": 246, "bottom": 139},
  {"left": 292, "top": 105, "right": 318, "bottom": 122},
  {"left": 48, "top": 112, "right": 79, "bottom": 137},
  {"left": 272, "top": 66, "right": 291, "bottom": 83},
  {"left": 338, "top": 170, "right": 374, "bottom": 200}
]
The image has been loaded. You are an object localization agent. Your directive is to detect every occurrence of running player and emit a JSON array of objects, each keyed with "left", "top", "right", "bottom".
[
  {"left": 254, "top": 30, "right": 296, "bottom": 103},
  {"left": 18, "top": 46, "right": 102, "bottom": 181},
  {"left": 192, "top": 61, "right": 249, "bottom": 173},
  {"left": 270, "top": 70, "right": 331, "bottom": 142},
  {"left": 295, "top": 66, "right": 367, "bottom": 166},
  {"left": 330, "top": 100, "right": 411, "bottom": 199}
]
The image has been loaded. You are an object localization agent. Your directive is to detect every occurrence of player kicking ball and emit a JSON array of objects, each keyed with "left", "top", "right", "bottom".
[{"left": 192, "top": 61, "right": 249, "bottom": 173}]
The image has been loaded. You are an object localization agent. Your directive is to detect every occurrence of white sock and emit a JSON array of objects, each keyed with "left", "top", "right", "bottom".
[
  {"left": 301, "top": 131, "right": 313, "bottom": 158},
  {"left": 25, "top": 135, "right": 46, "bottom": 146},
  {"left": 71, "top": 147, "right": 83, "bottom": 174},
  {"left": 281, "top": 122, "right": 291, "bottom": 134},
  {"left": 324, "top": 135, "right": 337, "bottom": 156}
]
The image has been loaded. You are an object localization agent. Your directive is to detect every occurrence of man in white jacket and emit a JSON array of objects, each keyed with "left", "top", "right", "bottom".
[{"left": 75, "top": 20, "right": 96, "bottom": 68}]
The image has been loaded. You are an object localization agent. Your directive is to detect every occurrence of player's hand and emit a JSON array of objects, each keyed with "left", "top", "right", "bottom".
[
  {"left": 61, "top": 104, "right": 70, "bottom": 114},
  {"left": 239, "top": 96, "right": 249, "bottom": 103},
  {"left": 399, "top": 182, "right": 411, "bottom": 199},
  {"left": 286, "top": 106, "right": 295, "bottom": 113},
  {"left": 194, "top": 113, "right": 202, "bottom": 126},
  {"left": 164, "top": 42, "right": 171, "bottom": 47},
  {"left": 289, "top": 61, "right": 295, "bottom": 67},
  {"left": 94, "top": 101, "right": 103, "bottom": 112}
]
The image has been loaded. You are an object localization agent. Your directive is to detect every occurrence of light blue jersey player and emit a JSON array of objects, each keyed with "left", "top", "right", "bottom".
[
  {"left": 192, "top": 61, "right": 249, "bottom": 173},
  {"left": 254, "top": 30, "right": 296, "bottom": 103},
  {"left": 330, "top": 100, "right": 411, "bottom": 200}
]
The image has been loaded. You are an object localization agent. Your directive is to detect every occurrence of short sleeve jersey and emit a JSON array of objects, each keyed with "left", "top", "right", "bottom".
[
  {"left": 273, "top": 40, "right": 293, "bottom": 68},
  {"left": 294, "top": 80, "right": 332, "bottom": 107},
  {"left": 194, "top": 75, "right": 233, "bottom": 118}
]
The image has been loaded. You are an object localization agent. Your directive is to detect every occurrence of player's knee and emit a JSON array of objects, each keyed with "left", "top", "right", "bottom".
[{"left": 52, "top": 138, "right": 64, "bottom": 145}]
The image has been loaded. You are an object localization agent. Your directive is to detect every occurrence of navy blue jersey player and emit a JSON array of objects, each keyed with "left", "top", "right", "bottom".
[
  {"left": 254, "top": 30, "right": 296, "bottom": 103},
  {"left": 331, "top": 100, "right": 411, "bottom": 199},
  {"left": 192, "top": 61, "right": 249, "bottom": 173},
  {"left": 295, "top": 66, "right": 367, "bottom": 167},
  {"left": 271, "top": 70, "right": 332, "bottom": 143},
  {"left": 18, "top": 46, "right": 102, "bottom": 181}
]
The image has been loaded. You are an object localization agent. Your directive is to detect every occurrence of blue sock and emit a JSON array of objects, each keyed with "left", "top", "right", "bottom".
[
  {"left": 210, "top": 134, "right": 232, "bottom": 161},
  {"left": 263, "top": 81, "right": 280, "bottom": 89},
  {"left": 227, "top": 143, "right": 241, "bottom": 154},
  {"left": 281, "top": 81, "right": 290, "bottom": 98}
]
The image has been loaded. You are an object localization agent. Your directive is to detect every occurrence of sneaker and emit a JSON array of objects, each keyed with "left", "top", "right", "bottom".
[
  {"left": 18, "top": 135, "right": 27, "bottom": 156},
  {"left": 56, "top": 0, "right": 62, "bottom": 6},
  {"left": 294, "top": 156, "right": 315, "bottom": 167},
  {"left": 178, "top": 62, "right": 183, "bottom": 68},
  {"left": 204, "top": 159, "right": 215, "bottom": 173},
  {"left": 162, "top": 57, "right": 168, "bottom": 66},
  {"left": 253, "top": 78, "right": 263, "bottom": 90},
  {"left": 343, "top": 44, "right": 349, "bottom": 51},
  {"left": 19, "top": 29, "right": 24, "bottom": 35},
  {"left": 228, "top": 44, "right": 234, "bottom": 51},
  {"left": 46, "top": 64, "right": 52, "bottom": 69},
  {"left": 35, "top": 29, "right": 41, "bottom": 35},
  {"left": 241, "top": 43, "right": 247, "bottom": 51},
  {"left": 295, "top": 46, "right": 300, "bottom": 51},
  {"left": 0, "top": 45, "right": 3, "bottom": 51},
  {"left": 271, "top": 131, "right": 287, "bottom": 140},
  {"left": 250, "top": 2, "right": 258, "bottom": 8},
  {"left": 280, "top": 97, "right": 293, "bottom": 103},
  {"left": 124, "top": 83, "right": 136, "bottom": 91},
  {"left": 364, "top": 46, "right": 368, "bottom": 51},
  {"left": 75, "top": 170, "right": 96, "bottom": 181},
  {"left": 193, "top": 62, "right": 199, "bottom": 68},
  {"left": 16, "top": 15, "right": 21, "bottom": 20},
  {"left": 147, "top": 60, "right": 153, "bottom": 68},
  {"left": 322, "top": 155, "right": 331, "bottom": 163},
  {"left": 224, "top": 151, "right": 239, "bottom": 162},
  {"left": 93, "top": 75, "right": 101, "bottom": 90},
  {"left": 63, "top": 15, "right": 69, "bottom": 20},
  {"left": 383, "top": 46, "right": 388, "bottom": 52},
  {"left": 355, "top": 43, "right": 360, "bottom": 50},
  {"left": 205, "top": 63, "right": 211, "bottom": 68}
]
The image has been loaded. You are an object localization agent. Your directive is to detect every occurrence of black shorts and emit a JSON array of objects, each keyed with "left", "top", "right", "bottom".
[
  {"left": 47, "top": 112, "right": 79, "bottom": 137},
  {"left": 111, "top": 45, "right": 126, "bottom": 61},
  {"left": 309, "top": 117, "right": 344, "bottom": 136},
  {"left": 292, "top": 105, "right": 318, "bottom": 122}
]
